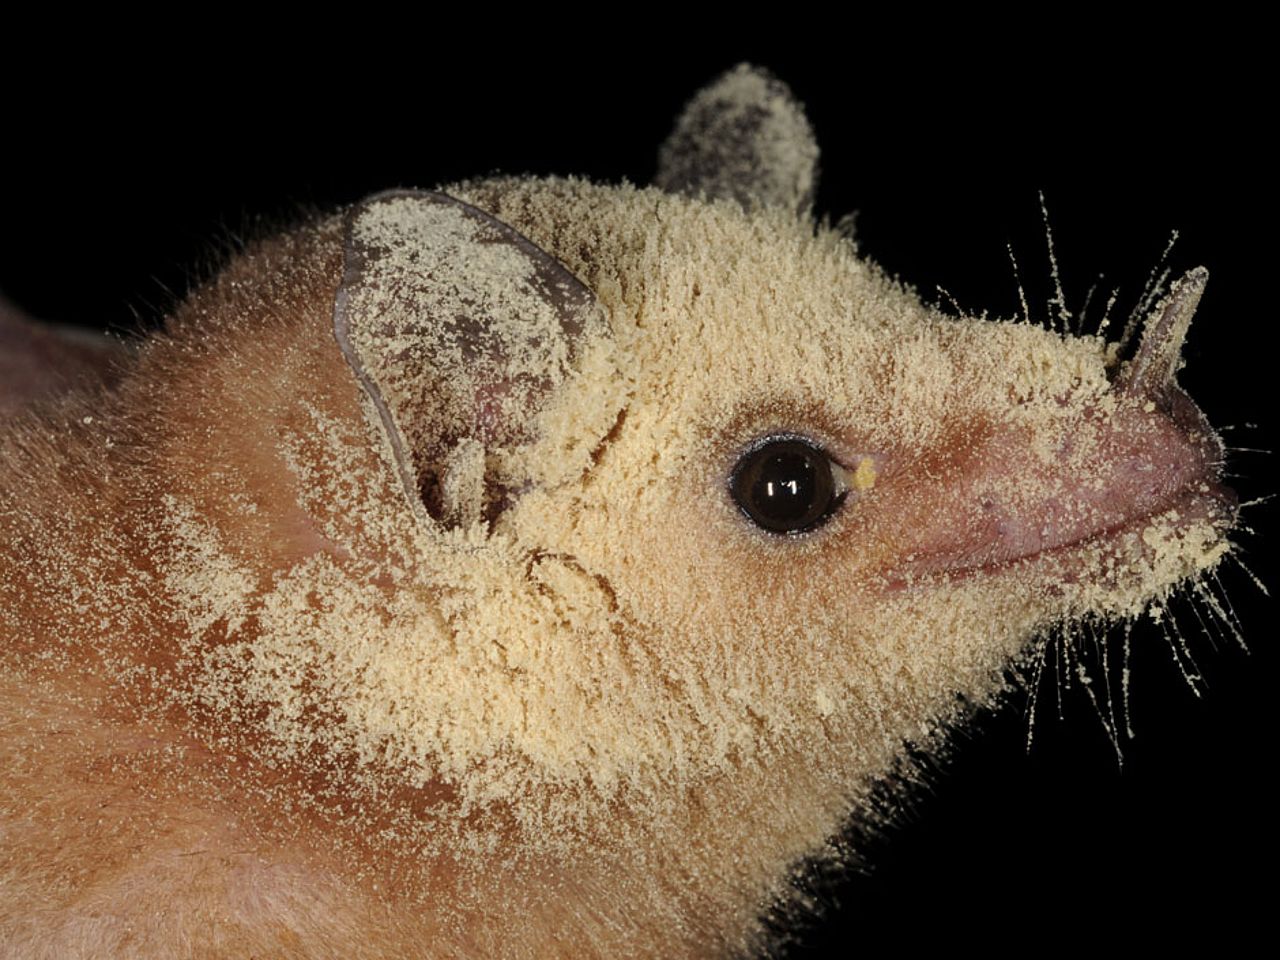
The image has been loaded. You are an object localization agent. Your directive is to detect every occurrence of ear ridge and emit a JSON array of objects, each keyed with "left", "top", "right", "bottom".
[
  {"left": 333, "top": 189, "right": 612, "bottom": 532},
  {"left": 654, "top": 63, "right": 820, "bottom": 215}
]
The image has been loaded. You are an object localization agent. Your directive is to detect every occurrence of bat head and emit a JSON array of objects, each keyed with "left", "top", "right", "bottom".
[{"left": 137, "top": 65, "right": 1234, "bottom": 912}]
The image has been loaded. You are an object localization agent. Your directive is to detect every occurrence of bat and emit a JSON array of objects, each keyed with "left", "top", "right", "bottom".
[{"left": 0, "top": 64, "right": 1264, "bottom": 957}]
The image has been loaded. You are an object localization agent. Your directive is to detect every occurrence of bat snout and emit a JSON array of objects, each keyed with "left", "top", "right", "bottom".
[
  {"left": 876, "top": 264, "right": 1234, "bottom": 587},
  {"left": 879, "top": 391, "right": 1234, "bottom": 586}
]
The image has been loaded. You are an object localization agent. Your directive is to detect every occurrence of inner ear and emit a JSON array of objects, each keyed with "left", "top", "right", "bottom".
[{"left": 333, "top": 189, "right": 614, "bottom": 532}]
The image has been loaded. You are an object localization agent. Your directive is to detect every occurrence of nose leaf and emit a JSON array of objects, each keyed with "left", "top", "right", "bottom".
[{"left": 1114, "top": 266, "right": 1208, "bottom": 403}]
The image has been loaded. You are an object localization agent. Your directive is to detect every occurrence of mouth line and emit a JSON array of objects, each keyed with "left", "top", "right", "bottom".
[{"left": 883, "top": 482, "right": 1236, "bottom": 590}]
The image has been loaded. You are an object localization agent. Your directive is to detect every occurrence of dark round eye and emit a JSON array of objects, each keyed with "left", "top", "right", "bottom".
[{"left": 729, "top": 436, "right": 846, "bottom": 535}]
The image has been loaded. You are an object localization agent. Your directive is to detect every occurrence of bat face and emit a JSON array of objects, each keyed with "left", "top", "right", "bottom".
[
  {"left": 0, "top": 64, "right": 1253, "bottom": 959},
  {"left": 97, "top": 175, "right": 1231, "bottom": 927}
]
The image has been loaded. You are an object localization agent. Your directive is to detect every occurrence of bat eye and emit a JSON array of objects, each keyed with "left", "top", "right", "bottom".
[{"left": 729, "top": 436, "right": 848, "bottom": 535}]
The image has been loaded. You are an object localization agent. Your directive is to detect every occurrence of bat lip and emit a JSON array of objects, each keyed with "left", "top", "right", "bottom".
[
  {"left": 876, "top": 376, "right": 1236, "bottom": 593},
  {"left": 882, "top": 481, "right": 1236, "bottom": 591},
  {"left": 1000, "top": 482, "right": 1234, "bottom": 580}
]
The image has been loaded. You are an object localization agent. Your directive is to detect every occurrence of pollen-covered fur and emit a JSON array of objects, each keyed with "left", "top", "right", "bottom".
[{"left": 0, "top": 66, "right": 1236, "bottom": 959}]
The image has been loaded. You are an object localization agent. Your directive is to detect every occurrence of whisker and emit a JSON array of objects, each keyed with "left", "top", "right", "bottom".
[
  {"left": 1054, "top": 625, "right": 1069, "bottom": 720},
  {"left": 1096, "top": 288, "right": 1120, "bottom": 340},
  {"left": 1117, "top": 231, "right": 1179, "bottom": 355},
  {"left": 1078, "top": 275, "right": 1101, "bottom": 335},
  {"left": 1024, "top": 634, "right": 1049, "bottom": 753},
  {"left": 1224, "top": 553, "right": 1270, "bottom": 599},
  {"left": 1183, "top": 584, "right": 1224, "bottom": 653},
  {"left": 936, "top": 285, "right": 964, "bottom": 318},
  {"left": 1191, "top": 582, "right": 1240, "bottom": 653},
  {"left": 1118, "top": 270, "right": 1173, "bottom": 357},
  {"left": 1155, "top": 601, "right": 1204, "bottom": 696},
  {"left": 1007, "top": 242, "right": 1031, "bottom": 325},
  {"left": 1121, "top": 620, "right": 1135, "bottom": 739},
  {"left": 1039, "top": 192, "right": 1071, "bottom": 335},
  {"left": 1237, "top": 495, "right": 1275, "bottom": 510},
  {"left": 1084, "top": 620, "right": 1124, "bottom": 767}
]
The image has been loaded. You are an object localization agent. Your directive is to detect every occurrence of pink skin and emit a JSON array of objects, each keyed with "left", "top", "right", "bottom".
[
  {"left": 882, "top": 269, "right": 1232, "bottom": 586},
  {"left": 883, "top": 393, "right": 1231, "bottom": 586}
]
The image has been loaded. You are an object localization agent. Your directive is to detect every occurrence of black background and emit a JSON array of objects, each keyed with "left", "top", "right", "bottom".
[{"left": 4, "top": 33, "right": 1272, "bottom": 957}]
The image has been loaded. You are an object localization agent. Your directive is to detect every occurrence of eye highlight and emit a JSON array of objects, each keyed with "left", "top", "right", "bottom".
[{"left": 729, "top": 435, "right": 849, "bottom": 535}]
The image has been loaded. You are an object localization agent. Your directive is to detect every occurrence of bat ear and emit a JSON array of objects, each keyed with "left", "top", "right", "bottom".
[
  {"left": 654, "top": 63, "right": 820, "bottom": 215},
  {"left": 334, "top": 190, "right": 618, "bottom": 532},
  {"left": 1, "top": 296, "right": 128, "bottom": 416}
]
